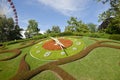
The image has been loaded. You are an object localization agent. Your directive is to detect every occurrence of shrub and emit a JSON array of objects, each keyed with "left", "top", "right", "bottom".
[
  {"left": 32, "top": 34, "right": 48, "bottom": 40},
  {"left": 0, "top": 43, "right": 7, "bottom": 50},
  {"left": 49, "top": 33, "right": 59, "bottom": 37},
  {"left": 4, "top": 39, "right": 30, "bottom": 45},
  {"left": 58, "top": 32, "right": 74, "bottom": 36},
  {"left": 73, "top": 33, "right": 84, "bottom": 36},
  {"left": 89, "top": 33, "right": 100, "bottom": 38},
  {"left": 98, "top": 33, "right": 110, "bottom": 38},
  {"left": 0, "top": 43, "right": 3, "bottom": 46},
  {"left": 82, "top": 33, "right": 110, "bottom": 39},
  {"left": 109, "top": 34, "right": 120, "bottom": 41}
]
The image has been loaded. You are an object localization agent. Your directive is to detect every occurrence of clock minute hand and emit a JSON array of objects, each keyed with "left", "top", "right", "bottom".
[
  {"left": 50, "top": 37, "right": 68, "bottom": 56},
  {"left": 59, "top": 43, "right": 68, "bottom": 56},
  {"left": 56, "top": 39, "right": 65, "bottom": 48},
  {"left": 50, "top": 37, "right": 65, "bottom": 47},
  {"left": 54, "top": 38, "right": 68, "bottom": 56}
]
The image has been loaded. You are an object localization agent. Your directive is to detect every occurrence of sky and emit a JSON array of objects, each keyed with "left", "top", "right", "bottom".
[{"left": 9, "top": 0, "right": 110, "bottom": 33}]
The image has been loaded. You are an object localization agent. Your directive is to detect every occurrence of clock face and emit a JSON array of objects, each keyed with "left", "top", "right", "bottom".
[
  {"left": 42, "top": 38, "right": 73, "bottom": 50},
  {"left": 30, "top": 37, "right": 85, "bottom": 60}
]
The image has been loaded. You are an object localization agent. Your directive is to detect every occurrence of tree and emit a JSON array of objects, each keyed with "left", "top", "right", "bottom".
[
  {"left": 98, "top": 0, "right": 120, "bottom": 22},
  {"left": 9, "top": 25, "right": 23, "bottom": 40},
  {"left": 65, "top": 26, "right": 75, "bottom": 32},
  {"left": 45, "top": 26, "right": 61, "bottom": 34},
  {"left": 65, "top": 17, "right": 78, "bottom": 32},
  {"left": 0, "top": 17, "right": 22, "bottom": 42},
  {"left": 65, "top": 17, "right": 90, "bottom": 33},
  {"left": 97, "top": 0, "right": 120, "bottom": 34},
  {"left": 51, "top": 26, "right": 61, "bottom": 33},
  {"left": 25, "top": 20, "right": 40, "bottom": 38},
  {"left": 87, "top": 23, "right": 97, "bottom": 32},
  {"left": 45, "top": 29, "right": 52, "bottom": 34},
  {"left": 106, "top": 17, "right": 120, "bottom": 34},
  {"left": 0, "top": 16, "right": 7, "bottom": 42}
]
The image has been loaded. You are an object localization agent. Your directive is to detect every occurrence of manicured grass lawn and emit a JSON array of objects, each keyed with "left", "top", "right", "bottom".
[
  {"left": 61, "top": 47, "right": 120, "bottom": 80},
  {"left": 6, "top": 40, "right": 34, "bottom": 50},
  {"left": 0, "top": 52, "right": 13, "bottom": 59},
  {"left": 0, "top": 36, "right": 120, "bottom": 80}
]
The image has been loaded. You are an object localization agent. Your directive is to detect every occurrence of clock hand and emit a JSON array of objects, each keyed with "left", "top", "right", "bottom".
[
  {"left": 59, "top": 44, "right": 68, "bottom": 56},
  {"left": 54, "top": 38, "right": 68, "bottom": 56},
  {"left": 50, "top": 37, "right": 58, "bottom": 45},
  {"left": 50, "top": 37, "right": 68, "bottom": 56},
  {"left": 50, "top": 37, "right": 65, "bottom": 47}
]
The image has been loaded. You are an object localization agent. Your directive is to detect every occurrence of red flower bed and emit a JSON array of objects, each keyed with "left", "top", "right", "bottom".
[{"left": 42, "top": 38, "right": 73, "bottom": 50}]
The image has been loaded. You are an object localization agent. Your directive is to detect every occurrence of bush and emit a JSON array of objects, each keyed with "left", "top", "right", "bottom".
[
  {"left": 4, "top": 39, "right": 31, "bottom": 45},
  {"left": 0, "top": 43, "right": 7, "bottom": 50},
  {"left": 109, "top": 34, "right": 120, "bottom": 41},
  {"left": 58, "top": 32, "right": 74, "bottom": 36},
  {"left": 98, "top": 33, "right": 110, "bottom": 38},
  {"left": 73, "top": 33, "right": 84, "bottom": 36},
  {"left": 0, "top": 43, "right": 3, "bottom": 46},
  {"left": 81, "top": 33, "right": 110, "bottom": 38},
  {"left": 32, "top": 34, "right": 48, "bottom": 40},
  {"left": 88, "top": 33, "right": 100, "bottom": 38},
  {"left": 49, "top": 33, "right": 59, "bottom": 37},
  {"left": 5, "top": 40, "right": 23, "bottom": 45}
]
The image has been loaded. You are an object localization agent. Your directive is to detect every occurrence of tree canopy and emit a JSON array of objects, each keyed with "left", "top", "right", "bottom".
[
  {"left": 0, "top": 17, "right": 22, "bottom": 42},
  {"left": 24, "top": 19, "right": 40, "bottom": 38},
  {"left": 51, "top": 26, "right": 61, "bottom": 33},
  {"left": 87, "top": 23, "right": 97, "bottom": 33},
  {"left": 65, "top": 17, "right": 90, "bottom": 33},
  {"left": 98, "top": 0, "right": 120, "bottom": 34},
  {"left": 45, "top": 25, "right": 61, "bottom": 34},
  {"left": 98, "top": 0, "right": 120, "bottom": 21}
]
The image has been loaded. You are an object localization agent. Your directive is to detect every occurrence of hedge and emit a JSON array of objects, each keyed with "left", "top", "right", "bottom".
[{"left": 109, "top": 34, "right": 120, "bottom": 41}]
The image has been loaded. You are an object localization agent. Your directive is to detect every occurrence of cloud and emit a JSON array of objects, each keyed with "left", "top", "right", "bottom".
[
  {"left": 37, "top": 0, "right": 90, "bottom": 16},
  {"left": 0, "top": 0, "right": 13, "bottom": 17}
]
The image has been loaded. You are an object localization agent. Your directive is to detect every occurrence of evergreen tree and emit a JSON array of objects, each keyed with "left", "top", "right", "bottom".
[{"left": 0, "top": 17, "right": 22, "bottom": 42}]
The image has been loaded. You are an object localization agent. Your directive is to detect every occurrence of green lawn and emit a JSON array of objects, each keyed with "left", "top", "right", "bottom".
[{"left": 0, "top": 36, "right": 120, "bottom": 80}]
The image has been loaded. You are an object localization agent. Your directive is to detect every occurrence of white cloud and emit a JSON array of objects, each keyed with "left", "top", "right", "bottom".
[
  {"left": 37, "top": 0, "right": 90, "bottom": 16},
  {"left": 0, "top": 0, "right": 13, "bottom": 17}
]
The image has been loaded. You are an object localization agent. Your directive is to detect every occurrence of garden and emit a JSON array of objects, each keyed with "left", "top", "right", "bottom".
[
  {"left": 0, "top": 0, "right": 120, "bottom": 80},
  {"left": 0, "top": 36, "right": 120, "bottom": 80}
]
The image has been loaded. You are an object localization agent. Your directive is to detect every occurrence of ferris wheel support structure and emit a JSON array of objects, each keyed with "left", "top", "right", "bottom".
[{"left": 7, "top": 0, "right": 18, "bottom": 26}]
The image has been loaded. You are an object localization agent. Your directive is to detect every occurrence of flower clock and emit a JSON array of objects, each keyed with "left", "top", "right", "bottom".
[{"left": 30, "top": 37, "right": 85, "bottom": 60}]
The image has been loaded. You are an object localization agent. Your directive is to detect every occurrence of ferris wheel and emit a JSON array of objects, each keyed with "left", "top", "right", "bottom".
[{"left": 0, "top": 0, "right": 18, "bottom": 25}]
